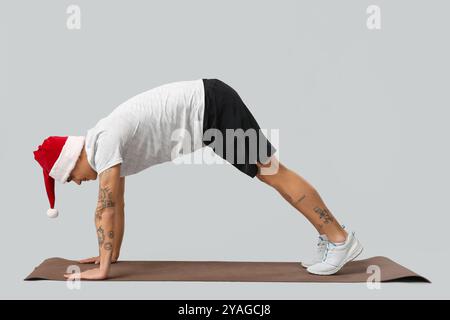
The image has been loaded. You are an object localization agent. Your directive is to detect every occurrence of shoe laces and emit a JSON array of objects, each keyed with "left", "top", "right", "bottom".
[
  {"left": 322, "top": 241, "right": 338, "bottom": 262},
  {"left": 314, "top": 236, "right": 328, "bottom": 259},
  {"left": 317, "top": 236, "right": 328, "bottom": 249}
]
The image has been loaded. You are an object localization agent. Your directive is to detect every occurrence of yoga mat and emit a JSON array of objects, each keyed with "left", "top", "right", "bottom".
[{"left": 24, "top": 256, "right": 430, "bottom": 283}]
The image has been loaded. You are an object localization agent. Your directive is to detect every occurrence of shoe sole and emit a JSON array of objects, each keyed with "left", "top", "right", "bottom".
[{"left": 307, "top": 239, "right": 364, "bottom": 276}]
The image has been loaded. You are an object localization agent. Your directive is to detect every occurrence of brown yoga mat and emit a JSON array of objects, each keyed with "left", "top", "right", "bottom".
[{"left": 24, "top": 256, "right": 430, "bottom": 283}]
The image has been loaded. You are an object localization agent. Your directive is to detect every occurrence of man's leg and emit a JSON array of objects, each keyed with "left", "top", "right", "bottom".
[{"left": 256, "top": 157, "right": 347, "bottom": 243}]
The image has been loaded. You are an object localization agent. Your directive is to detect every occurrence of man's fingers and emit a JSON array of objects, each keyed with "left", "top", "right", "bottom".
[
  {"left": 64, "top": 272, "right": 81, "bottom": 280},
  {"left": 64, "top": 268, "right": 107, "bottom": 281},
  {"left": 79, "top": 257, "right": 99, "bottom": 264},
  {"left": 78, "top": 259, "right": 92, "bottom": 263}
]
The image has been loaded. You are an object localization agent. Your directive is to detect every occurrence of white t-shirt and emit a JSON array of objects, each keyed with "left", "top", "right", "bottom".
[{"left": 85, "top": 79, "right": 205, "bottom": 176}]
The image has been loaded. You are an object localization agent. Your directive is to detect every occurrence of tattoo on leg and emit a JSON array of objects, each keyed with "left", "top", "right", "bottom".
[
  {"left": 279, "top": 191, "right": 306, "bottom": 205},
  {"left": 313, "top": 207, "right": 334, "bottom": 224},
  {"left": 108, "top": 231, "right": 114, "bottom": 239},
  {"left": 97, "top": 226, "right": 105, "bottom": 245},
  {"left": 96, "top": 186, "right": 115, "bottom": 221},
  {"left": 293, "top": 194, "right": 306, "bottom": 205},
  {"left": 279, "top": 191, "right": 293, "bottom": 203},
  {"left": 104, "top": 242, "right": 113, "bottom": 251}
]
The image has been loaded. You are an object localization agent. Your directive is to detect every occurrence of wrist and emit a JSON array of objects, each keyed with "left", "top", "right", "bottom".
[
  {"left": 99, "top": 263, "right": 110, "bottom": 275},
  {"left": 99, "top": 253, "right": 112, "bottom": 270}
]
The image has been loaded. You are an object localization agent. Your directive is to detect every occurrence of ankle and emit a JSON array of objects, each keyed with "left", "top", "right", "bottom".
[{"left": 327, "top": 230, "right": 348, "bottom": 244}]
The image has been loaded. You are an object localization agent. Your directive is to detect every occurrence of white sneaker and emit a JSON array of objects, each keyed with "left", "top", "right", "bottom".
[
  {"left": 306, "top": 231, "right": 363, "bottom": 276},
  {"left": 300, "top": 235, "right": 328, "bottom": 268},
  {"left": 300, "top": 225, "right": 346, "bottom": 269}
]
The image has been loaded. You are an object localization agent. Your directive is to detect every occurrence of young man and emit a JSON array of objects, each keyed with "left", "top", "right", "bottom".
[{"left": 33, "top": 78, "right": 363, "bottom": 280}]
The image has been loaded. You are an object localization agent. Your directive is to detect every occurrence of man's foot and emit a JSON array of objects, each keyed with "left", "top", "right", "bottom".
[
  {"left": 306, "top": 231, "right": 363, "bottom": 276},
  {"left": 300, "top": 234, "right": 329, "bottom": 268}
]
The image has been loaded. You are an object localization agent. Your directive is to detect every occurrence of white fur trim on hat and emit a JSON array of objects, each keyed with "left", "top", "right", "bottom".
[{"left": 49, "top": 136, "right": 85, "bottom": 183}]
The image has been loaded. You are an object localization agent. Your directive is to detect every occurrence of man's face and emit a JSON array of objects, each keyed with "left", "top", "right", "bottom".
[
  {"left": 67, "top": 169, "right": 88, "bottom": 185},
  {"left": 66, "top": 150, "right": 97, "bottom": 185}
]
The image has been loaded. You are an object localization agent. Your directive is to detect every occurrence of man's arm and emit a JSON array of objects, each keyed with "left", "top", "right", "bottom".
[
  {"left": 112, "top": 177, "right": 125, "bottom": 261},
  {"left": 65, "top": 164, "right": 122, "bottom": 280},
  {"left": 94, "top": 164, "right": 122, "bottom": 277},
  {"left": 78, "top": 176, "right": 125, "bottom": 265}
]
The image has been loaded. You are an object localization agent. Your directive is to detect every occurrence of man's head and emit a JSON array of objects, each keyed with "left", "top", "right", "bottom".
[
  {"left": 33, "top": 135, "right": 96, "bottom": 217},
  {"left": 67, "top": 145, "right": 98, "bottom": 185}
]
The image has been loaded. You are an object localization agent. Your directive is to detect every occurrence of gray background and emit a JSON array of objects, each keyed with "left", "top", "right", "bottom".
[{"left": 1, "top": 0, "right": 449, "bottom": 299}]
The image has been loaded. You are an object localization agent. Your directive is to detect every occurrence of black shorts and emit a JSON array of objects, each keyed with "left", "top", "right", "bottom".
[{"left": 202, "top": 78, "right": 277, "bottom": 178}]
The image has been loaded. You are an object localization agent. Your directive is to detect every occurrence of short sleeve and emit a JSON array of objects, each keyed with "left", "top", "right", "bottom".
[{"left": 93, "top": 131, "right": 124, "bottom": 175}]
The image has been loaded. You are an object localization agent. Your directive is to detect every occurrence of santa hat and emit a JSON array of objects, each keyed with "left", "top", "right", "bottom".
[{"left": 33, "top": 136, "right": 85, "bottom": 218}]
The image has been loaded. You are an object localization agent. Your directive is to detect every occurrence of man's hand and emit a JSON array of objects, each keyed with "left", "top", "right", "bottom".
[
  {"left": 64, "top": 267, "right": 108, "bottom": 280},
  {"left": 79, "top": 255, "right": 118, "bottom": 264}
]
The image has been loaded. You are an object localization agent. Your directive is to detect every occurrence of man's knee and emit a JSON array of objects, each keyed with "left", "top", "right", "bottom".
[
  {"left": 256, "top": 170, "right": 276, "bottom": 185},
  {"left": 256, "top": 160, "right": 283, "bottom": 186}
]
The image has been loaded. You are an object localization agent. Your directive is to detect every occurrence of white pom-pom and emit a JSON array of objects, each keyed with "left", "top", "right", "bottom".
[{"left": 47, "top": 208, "right": 59, "bottom": 218}]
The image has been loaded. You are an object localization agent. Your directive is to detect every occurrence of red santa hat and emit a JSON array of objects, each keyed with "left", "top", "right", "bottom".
[{"left": 33, "top": 136, "right": 86, "bottom": 218}]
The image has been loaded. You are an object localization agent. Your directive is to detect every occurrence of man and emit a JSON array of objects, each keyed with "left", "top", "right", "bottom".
[{"left": 33, "top": 78, "right": 363, "bottom": 280}]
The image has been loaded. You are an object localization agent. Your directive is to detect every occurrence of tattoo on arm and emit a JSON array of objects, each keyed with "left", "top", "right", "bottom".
[
  {"left": 95, "top": 168, "right": 118, "bottom": 255},
  {"left": 96, "top": 185, "right": 115, "bottom": 221},
  {"left": 313, "top": 206, "right": 334, "bottom": 224},
  {"left": 97, "top": 226, "right": 105, "bottom": 245}
]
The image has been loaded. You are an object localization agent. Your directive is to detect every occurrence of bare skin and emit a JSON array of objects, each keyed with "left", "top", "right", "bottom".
[
  {"left": 63, "top": 144, "right": 345, "bottom": 279},
  {"left": 64, "top": 145, "right": 126, "bottom": 280},
  {"left": 66, "top": 145, "right": 98, "bottom": 185},
  {"left": 256, "top": 156, "right": 347, "bottom": 243}
]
